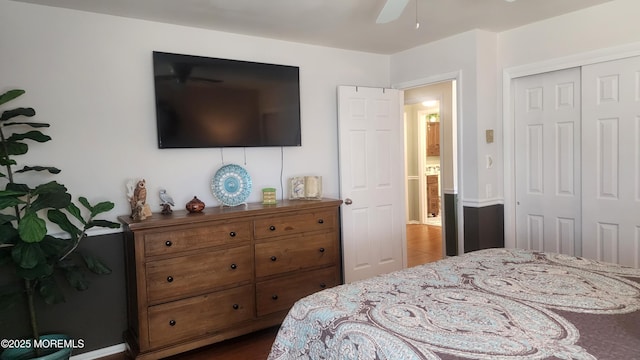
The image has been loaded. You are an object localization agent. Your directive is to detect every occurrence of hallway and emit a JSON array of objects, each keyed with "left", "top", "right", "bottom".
[{"left": 406, "top": 224, "right": 442, "bottom": 267}]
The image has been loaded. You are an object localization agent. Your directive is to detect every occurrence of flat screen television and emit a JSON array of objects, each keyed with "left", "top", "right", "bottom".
[{"left": 153, "top": 51, "right": 301, "bottom": 148}]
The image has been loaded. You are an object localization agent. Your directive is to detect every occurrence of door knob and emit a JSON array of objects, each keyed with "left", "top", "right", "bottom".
[{"left": 344, "top": 198, "right": 353, "bottom": 205}]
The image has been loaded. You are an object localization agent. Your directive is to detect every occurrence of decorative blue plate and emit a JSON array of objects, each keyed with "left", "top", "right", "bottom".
[{"left": 211, "top": 164, "right": 252, "bottom": 206}]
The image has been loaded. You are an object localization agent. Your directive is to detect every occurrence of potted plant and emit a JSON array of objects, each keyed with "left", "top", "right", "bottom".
[{"left": 0, "top": 89, "right": 120, "bottom": 359}]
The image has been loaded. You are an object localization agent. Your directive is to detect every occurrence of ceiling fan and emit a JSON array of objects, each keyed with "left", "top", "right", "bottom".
[{"left": 376, "top": 0, "right": 410, "bottom": 24}]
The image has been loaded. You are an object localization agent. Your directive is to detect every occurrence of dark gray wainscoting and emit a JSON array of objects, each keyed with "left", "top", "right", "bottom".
[
  {"left": 463, "top": 204, "right": 504, "bottom": 252},
  {"left": 443, "top": 193, "right": 458, "bottom": 256},
  {"left": 0, "top": 232, "right": 127, "bottom": 355}
]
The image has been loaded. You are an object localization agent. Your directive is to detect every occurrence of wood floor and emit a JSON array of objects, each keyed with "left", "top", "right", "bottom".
[
  {"left": 406, "top": 223, "right": 443, "bottom": 267},
  {"left": 100, "top": 224, "right": 442, "bottom": 360}
]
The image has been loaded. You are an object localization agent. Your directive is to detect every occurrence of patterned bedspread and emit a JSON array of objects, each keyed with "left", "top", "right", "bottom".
[{"left": 268, "top": 248, "right": 640, "bottom": 359}]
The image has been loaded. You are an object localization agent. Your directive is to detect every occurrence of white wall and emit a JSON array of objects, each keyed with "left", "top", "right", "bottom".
[
  {"left": 0, "top": 0, "right": 390, "bottom": 228},
  {"left": 391, "top": 30, "right": 498, "bottom": 206},
  {"left": 498, "top": 0, "right": 640, "bottom": 248},
  {"left": 498, "top": 0, "right": 640, "bottom": 69},
  {"left": 392, "top": 0, "right": 640, "bottom": 210}
]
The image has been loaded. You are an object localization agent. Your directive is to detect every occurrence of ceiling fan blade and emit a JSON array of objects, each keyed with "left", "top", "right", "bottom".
[{"left": 376, "top": 0, "right": 410, "bottom": 24}]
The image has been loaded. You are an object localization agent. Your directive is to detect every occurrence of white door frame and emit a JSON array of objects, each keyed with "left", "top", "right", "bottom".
[
  {"left": 503, "top": 42, "right": 640, "bottom": 248},
  {"left": 417, "top": 109, "right": 428, "bottom": 223},
  {"left": 394, "top": 70, "right": 464, "bottom": 255}
]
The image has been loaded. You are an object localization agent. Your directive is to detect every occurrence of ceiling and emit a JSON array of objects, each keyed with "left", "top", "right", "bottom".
[{"left": 12, "top": 0, "right": 614, "bottom": 54}]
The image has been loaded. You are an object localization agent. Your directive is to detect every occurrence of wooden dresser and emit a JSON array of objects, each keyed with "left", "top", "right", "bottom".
[{"left": 119, "top": 198, "right": 343, "bottom": 359}]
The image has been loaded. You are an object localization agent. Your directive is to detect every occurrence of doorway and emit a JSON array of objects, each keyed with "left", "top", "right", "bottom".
[{"left": 403, "top": 81, "right": 455, "bottom": 266}]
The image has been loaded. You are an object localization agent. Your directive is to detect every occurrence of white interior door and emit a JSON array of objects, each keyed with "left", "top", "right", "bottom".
[
  {"left": 514, "top": 68, "right": 582, "bottom": 255},
  {"left": 337, "top": 86, "right": 405, "bottom": 283},
  {"left": 581, "top": 56, "right": 640, "bottom": 267}
]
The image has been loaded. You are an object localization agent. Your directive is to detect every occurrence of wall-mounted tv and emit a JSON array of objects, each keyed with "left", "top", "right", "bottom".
[{"left": 153, "top": 51, "right": 301, "bottom": 148}]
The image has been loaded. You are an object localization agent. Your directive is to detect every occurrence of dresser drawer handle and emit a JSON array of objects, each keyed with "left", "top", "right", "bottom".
[
  {"left": 232, "top": 304, "right": 239, "bottom": 310},
  {"left": 229, "top": 231, "right": 236, "bottom": 237},
  {"left": 169, "top": 320, "right": 176, "bottom": 326},
  {"left": 271, "top": 295, "right": 278, "bottom": 300},
  {"left": 230, "top": 263, "right": 237, "bottom": 270},
  {"left": 270, "top": 256, "right": 277, "bottom": 262},
  {"left": 319, "top": 248, "right": 325, "bottom": 253},
  {"left": 320, "top": 283, "right": 327, "bottom": 289},
  {"left": 166, "top": 276, "right": 174, "bottom": 283},
  {"left": 269, "top": 225, "right": 276, "bottom": 231},
  {"left": 318, "top": 219, "right": 324, "bottom": 224},
  {"left": 165, "top": 240, "right": 172, "bottom": 247}
]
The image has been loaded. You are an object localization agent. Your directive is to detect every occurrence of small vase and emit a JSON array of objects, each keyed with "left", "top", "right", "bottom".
[{"left": 185, "top": 196, "right": 205, "bottom": 213}]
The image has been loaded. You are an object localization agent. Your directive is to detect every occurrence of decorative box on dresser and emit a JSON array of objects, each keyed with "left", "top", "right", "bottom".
[{"left": 119, "top": 198, "right": 343, "bottom": 360}]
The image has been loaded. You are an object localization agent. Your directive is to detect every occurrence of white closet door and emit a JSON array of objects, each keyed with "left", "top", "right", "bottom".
[
  {"left": 514, "top": 68, "right": 582, "bottom": 255},
  {"left": 582, "top": 56, "right": 640, "bottom": 267}
]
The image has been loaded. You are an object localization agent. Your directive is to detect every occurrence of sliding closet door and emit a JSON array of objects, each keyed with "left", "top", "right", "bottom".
[
  {"left": 514, "top": 68, "right": 582, "bottom": 255},
  {"left": 582, "top": 56, "right": 640, "bottom": 267}
]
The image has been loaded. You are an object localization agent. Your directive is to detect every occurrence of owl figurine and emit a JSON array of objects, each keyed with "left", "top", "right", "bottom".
[{"left": 127, "top": 179, "right": 152, "bottom": 220}]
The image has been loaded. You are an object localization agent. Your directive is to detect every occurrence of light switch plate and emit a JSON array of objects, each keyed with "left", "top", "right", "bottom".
[{"left": 486, "top": 129, "right": 494, "bottom": 143}]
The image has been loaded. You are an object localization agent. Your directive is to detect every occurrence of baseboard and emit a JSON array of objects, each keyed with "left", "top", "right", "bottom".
[{"left": 71, "top": 343, "right": 126, "bottom": 360}]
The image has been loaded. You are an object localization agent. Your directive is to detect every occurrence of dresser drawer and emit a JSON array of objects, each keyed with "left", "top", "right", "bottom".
[
  {"left": 254, "top": 209, "right": 336, "bottom": 240},
  {"left": 144, "top": 221, "right": 251, "bottom": 257},
  {"left": 255, "top": 232, "right": 337, "bottom": 278},
  {"left": 147, "top": 284, "right": 254, "bottom": 349},
  {"left": 256, "top": 267, "right": 339, "bottom": 317},
  {"left": 146, "top": 245, "right": 252, "bottom": 303}
]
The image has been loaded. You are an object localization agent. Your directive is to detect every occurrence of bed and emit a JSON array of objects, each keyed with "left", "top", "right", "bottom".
[{"left": 268, "top": 248, "right": 640, "bottom": 359}]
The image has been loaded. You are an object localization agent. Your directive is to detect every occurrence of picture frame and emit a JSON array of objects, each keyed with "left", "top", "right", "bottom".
[{"left": 289, "top": 176, "right": 322, "bottom": 200}]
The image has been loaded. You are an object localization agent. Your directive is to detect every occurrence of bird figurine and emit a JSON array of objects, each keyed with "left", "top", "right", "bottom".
[
  {"left": 127, "top": 178, "right": 152, "bottom": 220},
  {"left": 159, "top": 189, "right": 175, "bottom": 215}
]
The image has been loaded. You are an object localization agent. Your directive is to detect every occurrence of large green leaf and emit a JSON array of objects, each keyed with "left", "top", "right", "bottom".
[
  {"left": 64, "top": 202, "right": 85, "bottom": 225},
  {"left": 0, "top": 107, "right": 35, "bottom": 122},
  {"left": 7, "top": 131, "right": 51, "bottom": 143},
  {"left": 15, "top": 166, "right": 61, "bottom": 174},
  {"left": 3, "top": 122, "right": 50, "bottom": 128},
  {"left": 39, "top": 235, "right": 73, "bottom": 259},
  {"left": 18, "top": 211, "right": 47, "bottom": 243},
  {"left": 0, "top": 141, "right": 28, "bottom": 156},
  {"left": 89, "top": 200, "right": 115, "bottom": 217},
  {"left": 86, "top": 219, "right": 121, "bottom": 230},
  {"left": 0, "top": 157, "right": 16, "bottom": 167},
  {"left": 0, "top": 195, "right": 25, "bottom": 210},
  {"left": 6, "top": 183, "right": 31, "bottom": 193},
  {"left": 0, "top": 223, "right": 18, "bottom": 244},
  {"left": 78, "top": 197, "right": 91, "bottom": 211},
  {"left": 47, "top": 209, "right": 81, "bottom": 239},
  {"left": 11, "top": 241, "right": 46, "bottom": 269},
  {"left": 64, "top": 266, "right": 89, "bottom": 291},
  {"left": 30, "top": 181, "right": 71, "bottom": 212},
  {"left": 33, "top": 181, "right": 68, "bottom": 195},
  {"left": 30, "top": 192, "right": 71, "bottom": 212},
  {"left": 82, "top": 253, "right": 112, "bottom": 275},
  {"left": 0, "top": 189, "right": 28, "bottom": 197},
  {"left": 16, "top": 261, "right": 53, "bottom": 280},
  {"left": 0, "top": 89, "right": 24, "bottom": 106},
  {"left": 38, "top": 276, "right": 65, "bottom": 304},
  {"left": 0, "top": 213, "right": 17, "bottom": 225}
]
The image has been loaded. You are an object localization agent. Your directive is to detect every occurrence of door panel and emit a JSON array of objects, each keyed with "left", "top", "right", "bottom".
[
  {"left": 337, "top": 86, "right": 405, "bottom": 282},
  {"left": 582, "top": 56, "right": 640, "bottom": 267},
  {"left": 514, "top": 68, "right": 582, "bottom": 255}
]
